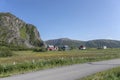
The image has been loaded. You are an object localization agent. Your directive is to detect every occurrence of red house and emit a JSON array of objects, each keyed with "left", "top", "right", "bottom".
[
  {"left": 47, "top": 45, "right": 58, "bottom": 51},
  {"left": 79, "top": 45, "right": 86, "bottom": 50}
]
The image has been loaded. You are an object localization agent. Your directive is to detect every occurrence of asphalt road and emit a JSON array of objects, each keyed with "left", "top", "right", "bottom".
[{"left": 1, "top": 59, "right": 120, "bottom": 80}]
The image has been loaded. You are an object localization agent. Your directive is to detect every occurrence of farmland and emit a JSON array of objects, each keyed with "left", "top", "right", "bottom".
[{"left": 0, "top": 48, "right": 120, "bottom": 77}]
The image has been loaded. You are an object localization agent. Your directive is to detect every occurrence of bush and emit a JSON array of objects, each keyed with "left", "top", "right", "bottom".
[
  {"left": 0, "top": 47, "right": 13, "bottom": 57},
  {"left": 33, "top": 47, "right": 47, "bottom": 52}
]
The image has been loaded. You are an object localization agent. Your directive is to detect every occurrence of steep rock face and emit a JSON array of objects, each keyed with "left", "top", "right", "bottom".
[{"left": 0, "top": 12, "right": 43, "bottom": 48}]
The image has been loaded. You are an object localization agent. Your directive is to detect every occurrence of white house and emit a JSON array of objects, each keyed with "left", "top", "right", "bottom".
[{"left": 103, "top": 46, "right": 107, "bottom": 49}]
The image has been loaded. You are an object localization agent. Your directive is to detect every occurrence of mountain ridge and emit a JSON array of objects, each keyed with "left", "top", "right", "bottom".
[{"left": 45, "top": 38, "right": 120, "bottom": 48}]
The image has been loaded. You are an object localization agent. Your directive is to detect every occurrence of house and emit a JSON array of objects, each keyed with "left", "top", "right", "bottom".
[
  {"left": 62, "top": 45, "right": 70, "bottom": 51},
  {"left": 103, "top": 46, "right": 107, "bottom": 49},
  {"left": 79, "top": 45, "right": 86, "bottom": 50},
  {"left": 97, "top": 46, "right": 107, "bottom": 49},
  {"left": 63, "top": 45, "right": 69, "bottom": 50},
  {"left": 47, "top": 45, "right": 58, "bottom": 51}
]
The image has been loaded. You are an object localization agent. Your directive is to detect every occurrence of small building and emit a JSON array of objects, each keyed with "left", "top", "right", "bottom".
[
  {"left": 97, "top": 46, "right": 107, "bottom": 49},
  {"left": 47, "top": 45, "right": 58, "bottom": 51},
  {"left": 62, "top": 45, "right": 70, "bottom": 51},
  {"left": 79, "top": 45, "right": 86, "bottom": 50},
  {"left": 64, "top": 45, "right": 70, "bottom": 50},
  {"left": 103, "top": 46, "right": 107, "bottom": 49}
]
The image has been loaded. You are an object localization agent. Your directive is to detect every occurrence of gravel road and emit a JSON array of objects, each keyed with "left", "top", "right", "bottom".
[{"left": 1, "top": 59, "right": 120, "bottom": 80}]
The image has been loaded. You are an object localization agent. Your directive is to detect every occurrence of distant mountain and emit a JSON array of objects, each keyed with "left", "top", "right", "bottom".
[
  {"left": 45, "top": 38, "right": 85, "bottom": 47},
  {"left": 0, "top": 12, "right": 44, "bottom": 48},
  {"left": 45, "top": 38, "right": 120, "bottom": 48},
  {"left": 86, "top": 39, "right": 120, "bottom": 48}
]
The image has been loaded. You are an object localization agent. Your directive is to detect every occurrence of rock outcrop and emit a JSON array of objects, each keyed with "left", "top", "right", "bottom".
[{"left": 0, "top": 12, "right": 43, "bottom": 48}]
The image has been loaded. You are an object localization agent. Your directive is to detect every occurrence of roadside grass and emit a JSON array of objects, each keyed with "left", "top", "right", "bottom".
[
  {"left": 80, "top": 67, "right": 120, "bottom": 80},
  {"left": 0, "top": 48, "right": 120, "bottom": 77}
]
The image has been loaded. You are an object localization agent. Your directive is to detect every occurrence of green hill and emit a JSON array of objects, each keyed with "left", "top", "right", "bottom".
[
  {"left": 86, "top": 39, "right": 120, "bottom": 48},
  {"left": 45, "top": 38, "right": 85, "bottom": 48},
  {"left": 45, "top": 38, "right": 120, "bottom": 48}
]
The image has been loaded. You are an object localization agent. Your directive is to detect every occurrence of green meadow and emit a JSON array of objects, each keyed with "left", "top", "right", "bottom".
[{"left": 0, "top": 48, "right": 120, "bottom": 77}]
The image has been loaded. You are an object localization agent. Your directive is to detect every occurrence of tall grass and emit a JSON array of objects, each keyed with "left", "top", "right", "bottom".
[
  {"left": 0, "top": 48, "right": 120, "bottom": 77},
  {"left": 80, "top": 67, "right": 120, "bottom": 80}
]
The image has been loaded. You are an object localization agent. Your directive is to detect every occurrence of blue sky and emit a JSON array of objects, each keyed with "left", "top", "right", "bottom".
[{"left": 0, "top": 0, "right": 120, "bottom": 41}]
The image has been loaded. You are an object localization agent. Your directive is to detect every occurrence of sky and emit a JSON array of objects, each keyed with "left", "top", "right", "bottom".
[{"left": 0, "top": 0, "right": 120, "bottom": 41}]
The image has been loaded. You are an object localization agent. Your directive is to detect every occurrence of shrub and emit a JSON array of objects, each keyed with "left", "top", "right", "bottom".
[
  {"left": 33, "top": 47, "right": 47, "bottom": 52},
  {"left": 0, "top": 47, "right": 13, "bottom": 57}
]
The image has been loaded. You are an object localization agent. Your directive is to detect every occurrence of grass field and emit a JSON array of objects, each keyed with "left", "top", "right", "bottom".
[
  {"left": 80, "top": 66, "right": 120, "bottom": 80},
  {"left": 0, "top": 48, "right": 120, "bottom": 77}
]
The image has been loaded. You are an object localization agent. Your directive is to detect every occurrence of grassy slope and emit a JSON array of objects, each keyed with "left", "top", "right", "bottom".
[
  {"left": 20, "top": 26, "right": 27, "bottom": 39},
  {"left": 0, "top": 48, "right": 120, "bottom": 77},
  {"left": 80, "top": 67, "right": 120, "bottom": 80}
]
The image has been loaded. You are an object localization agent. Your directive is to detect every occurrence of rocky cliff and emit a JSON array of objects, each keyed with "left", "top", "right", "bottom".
[{"left": 0, "top": 12, "right": 43, "bottom": 48}]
